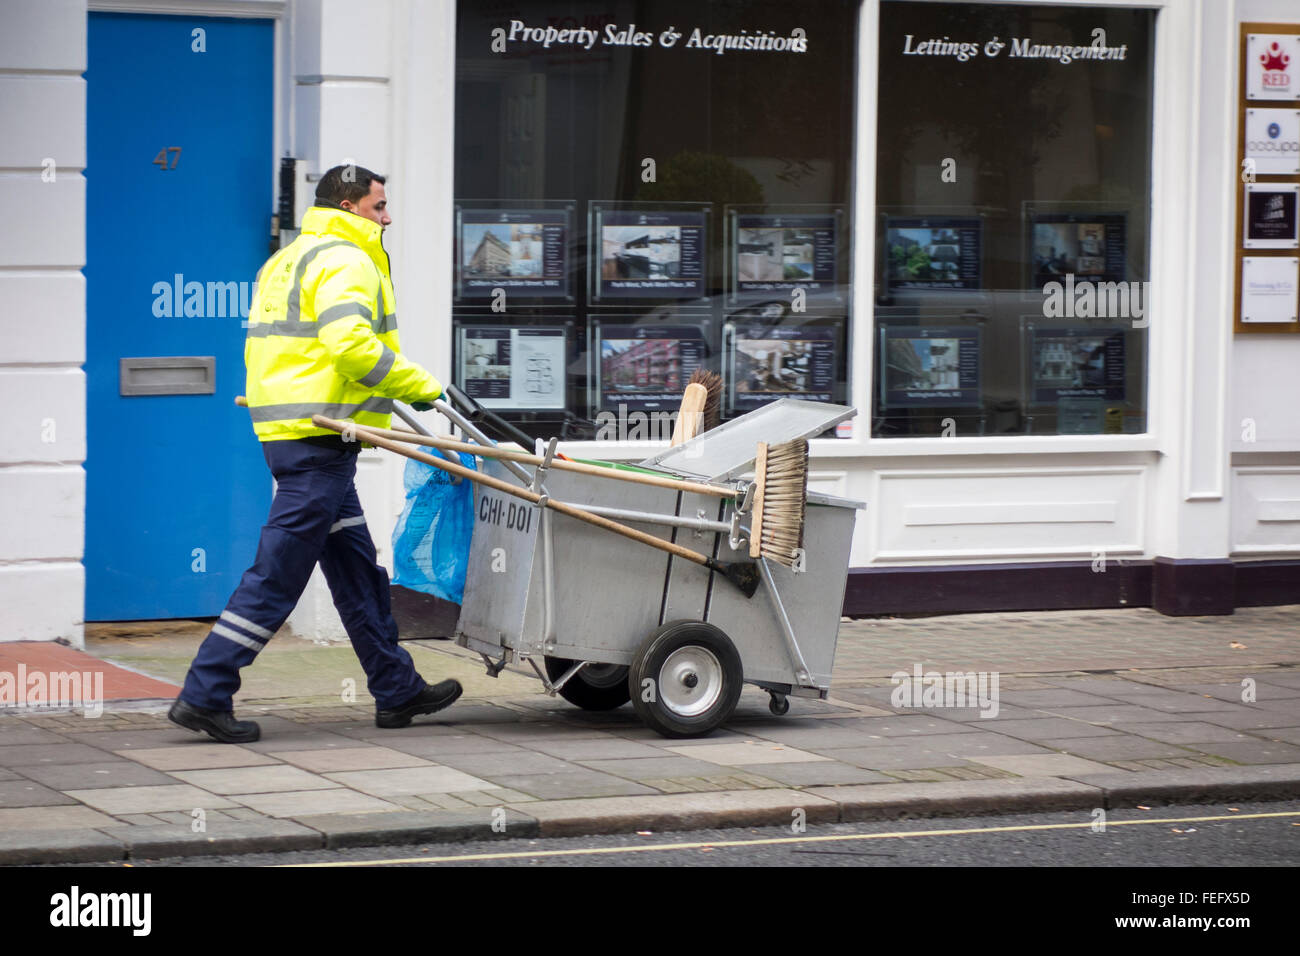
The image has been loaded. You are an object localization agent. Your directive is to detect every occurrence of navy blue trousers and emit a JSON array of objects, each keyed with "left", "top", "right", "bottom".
[{"left": 180, "top": 438, "right": 426, "bottom": 712}]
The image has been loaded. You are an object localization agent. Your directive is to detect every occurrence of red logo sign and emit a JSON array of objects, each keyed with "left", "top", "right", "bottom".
[{"left": 1261, "top": 41, "right": 1292, "bottom": 90}]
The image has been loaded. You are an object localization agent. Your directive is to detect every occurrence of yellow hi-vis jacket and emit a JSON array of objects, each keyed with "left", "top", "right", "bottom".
[{"left": 244, "top": 204, "right": 442, "bottom": 441}]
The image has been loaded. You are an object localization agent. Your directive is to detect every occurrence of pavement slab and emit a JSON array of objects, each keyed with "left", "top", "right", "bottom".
[
  {"left": 0, "top": 779, "right": 78, "bottom": 807},
  {"left": 1180, "top": 739, "right": 1300, "bottom": 765},
  {"left": 322, "top": 766, "right": 496, "bottom": 797},
  {"left": 0, "top": 828, "right": 126, "bottom": 865},
  {"left": 169, "top": 766, "right": 340, "bottom": 794},
  {"left": 229, "top": 789, "right": 405, "bottom": 818},
  {"left": 268, "top": 746, "right": 433, "bottom": 772},
  {"left": 117, "top": 744, "right": 280, "bottom": 771},
  {"left": 812, "top": 777, "right": 1104, "bottom": 820},
  {"left": 65, "top": 783, "right": 240, "bottom": 815},
  {"left": 965, "top": 753, "right": 1121, "bottom": 777},
  {"left": 291, "top": 808, "right": 539, "bottom": 848},
  {"left": 117, "top": 820, "right": 322, "bottom": 859},
  {"left": 486, "top": 770, "right": 660, "bottom": 799},
  {"left": 1037, "top": 736, "right": 1196, "bottom": 762},
  {"left": 664, "top": 741, "right": 830, "bottom": 766},
  {"left": 0, "top": 743, "right": 130, "bottom": 766}
]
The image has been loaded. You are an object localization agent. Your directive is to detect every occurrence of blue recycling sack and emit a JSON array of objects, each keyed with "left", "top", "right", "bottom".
[{"left": 392, "top": 452, "right": 477, "bottom": 603}]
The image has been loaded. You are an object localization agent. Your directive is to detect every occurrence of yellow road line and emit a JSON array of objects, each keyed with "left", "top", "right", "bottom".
[{"left": 285, "top": 810, "right": 1300, "bottom": 867}]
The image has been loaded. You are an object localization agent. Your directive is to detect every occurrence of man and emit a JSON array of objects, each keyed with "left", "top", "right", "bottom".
[{"left": 169, "top": 164, "right": 461, "bottom": 743}]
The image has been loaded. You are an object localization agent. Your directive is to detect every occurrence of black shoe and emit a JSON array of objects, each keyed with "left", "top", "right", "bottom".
[
  {"left": 375, "top": 680, "right": 463, "bottom": 729},
  {"left": 168, "top": 699, "right": 261, "bottom": 744}
]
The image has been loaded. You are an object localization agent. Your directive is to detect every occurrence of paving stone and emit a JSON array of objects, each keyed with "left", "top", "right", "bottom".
[
  {"left": 169, "top": 765, "right": 339, "bottom": 795},
  {"left": 730, "top": 761, "right": 892, "bottom": 786},
  {"left": 891, "top": 705, "right": 1042, "bottom": 723},
  {"left": 0, "top": 779, "right": 78, "bottom": 807},
  {"left": 267, "top": 746, "right": 432, "bottom": 772},
  {"left": 117, "top": 744, "right": 279, "bottom": 771},
  {"left": 813, "top": 746, "right": 981, "bottom": 772},
  {"left": 0, "top": 828, "right": 126, "bottom": 865},
  {"left": 64, "top": 783, "right": 239, "bottom": 815},
  {"left": 0, "top": 805, "right": 125, "bottom": 830},
  {"left": 420, "top": 793, "right": 475, "bottom": 810},
  {"left": 0, "top": 726, "right": 73, "bottom": 745},
  {"left": 14, "top": 760, "right": 181, "bottom": 790},
  {"left": 0, "top": 769, "right": 21, "bottom": 781},
  {"left": 506, "top": 788, "right": 838, "bottom": 837},
  {"left": 1255, "top": 681, "right": 1300, "bottom": 700},
  {"left": 808, "top": 778, "right": 1102, "bottom": 820},
  {"left": 1067, "top": 763, "right": 1300, "bottom": 806},
  {"left": 999, "top": 689, "right": 1122, "bottom": 708},
  {"left": 1195, "top": 707, "right": 1300, "bottom": 731},
  {"left": 744, "top": 724, "right": 932, "bottom": 750},
  {"left": 473, "top": 723, "right": 617, "bottom": 744},
  {"left": 965, "top": 753, "right": 1120, "bottom": 777},
  {"left": 1109, "top": 721, "right": 1253, "bottom": 744},
  {"left": 883, "top": 768, "right": 962, "bottom": 782},
  {"left": 323, "top": 766, "right": 495, "bottom": 797},
  {"left": 530, "top": 738, "right": 666, "bottom": 760},
  {"left": 1027, "top": 704, "right": 1188, "bottom": 724},
  {"left": 1253, "top": 671, "right": 1300, "bottom": 689},
  {"left": 475, "top": 787, "right": 529, "bottom": 803},
  {"left": 58, "top": 729, "right": 203, "bottom": 750},
  {"left": 578, "top": 755, "right": 740, "bottom": 779},
  {"left": 0, "top": 743, "right": 124, "bottom": 766},
  {"left": 1174, "top": 682, "right": 1296, "bottom": 703},
  {"left": 972, "top": 717, "right": 1121, "bottom": 740},
  {"left": 365, "top": 734, "right": 527, "bottom": 758},
  {"left": 488, "top": 770, "right": 660, "bottom": 800},
  {"left": 293, "top": 808, "right": 539, "bottom": 848},
  {"left": 664, "top": 741, "right": 829, "bottom": 766},
  {"left": 830, "top": 715, "right": 979, "bottom": 738},
  {"left": 1180, "top": 739, "right": 1300, "bottom": 765},
  {"left": 1038, "top": 736, "right": 1194, "bottom": 761},
  {"left": 865, "top": 731, "right": 1050, "bottom": 756},
  {"left": 433, "top": 751, "right": 577, "bottom": 776},
  {"left": 1252, "top": 726, "right": 1300, "bottom": 746},
  {"left": 230, "top": 789, "right": 405, "bottom": 818},
  {"left": 239, "top": 731, "right": 368, "bottom": 753}
]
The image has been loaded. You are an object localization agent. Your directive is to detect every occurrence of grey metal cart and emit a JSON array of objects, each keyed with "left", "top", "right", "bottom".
[{"left": 419, "top": 394, "right": 864, "bottom": 738}]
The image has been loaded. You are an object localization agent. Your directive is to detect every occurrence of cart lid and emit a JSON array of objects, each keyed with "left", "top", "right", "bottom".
[{"left": 639, "top": 399, "right": 857, "bottom": 482}]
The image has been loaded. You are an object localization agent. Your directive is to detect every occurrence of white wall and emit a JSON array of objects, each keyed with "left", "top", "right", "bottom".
[
  {"left": 1230, "top": 0, "right": 1300, "bottom": 556},
  {"left": 0, "top": 0, "right": 88, "bottom": 644},
  {"left": 284, "top": 0, "right": 458, "bottom": 640}
]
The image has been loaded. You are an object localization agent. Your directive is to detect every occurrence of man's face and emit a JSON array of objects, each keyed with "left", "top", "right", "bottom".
[{"left": 342, "top": 180, "right": 391, "bottom": 228}]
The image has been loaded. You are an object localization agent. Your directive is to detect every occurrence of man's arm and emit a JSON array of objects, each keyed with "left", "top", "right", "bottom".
[{"left": 311, "top": 253, "right": 442, "bottom": 403}]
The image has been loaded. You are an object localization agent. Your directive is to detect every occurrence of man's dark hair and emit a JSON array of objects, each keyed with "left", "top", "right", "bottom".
[{"left": 315, "top": 164, "right": 385, "bottom": 207}]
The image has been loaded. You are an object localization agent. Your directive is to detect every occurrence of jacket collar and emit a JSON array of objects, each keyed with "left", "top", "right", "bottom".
[{"left": 301, "top": 205, "right": 386, "bottom": 264}]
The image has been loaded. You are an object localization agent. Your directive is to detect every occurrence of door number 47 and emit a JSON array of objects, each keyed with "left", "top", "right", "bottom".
[{"left": 153, "top": 147, "right": 182, "bottom": 170}]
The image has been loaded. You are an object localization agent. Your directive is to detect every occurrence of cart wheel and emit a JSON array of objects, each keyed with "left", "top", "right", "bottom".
[
  {"left": 629, "top": 620, "right": 743, "bottom": 738},
  {"left": 543, "top": 657, "right": 631, "bottom": 711},
  {"left": 768, "top": 692, "right": 790, "bottom": 716}
]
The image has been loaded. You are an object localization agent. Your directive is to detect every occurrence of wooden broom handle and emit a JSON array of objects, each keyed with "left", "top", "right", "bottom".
[
  {"left": 313, "top": 416, "right": 719, "bottom": 570},
  {"left": 356, "top": 423, "right": 738, "bottom": 499}
]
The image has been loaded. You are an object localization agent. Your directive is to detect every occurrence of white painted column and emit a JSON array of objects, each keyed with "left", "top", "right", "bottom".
[{"left": 0, "top": 0, "right": 89, "bottom": 645}]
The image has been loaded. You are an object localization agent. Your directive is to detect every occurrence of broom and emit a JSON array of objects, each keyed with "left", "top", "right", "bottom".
[
  {"left": 748, "top": 438, "right": 808, "bottom": 567},
  {"left": 670, "top": 370, "right": 722, "bottom": 446}
]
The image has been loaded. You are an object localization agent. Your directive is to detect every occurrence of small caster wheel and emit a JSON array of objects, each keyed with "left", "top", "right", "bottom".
[{"left": 768, "top": 693, "right": 790, "bottom": 716}]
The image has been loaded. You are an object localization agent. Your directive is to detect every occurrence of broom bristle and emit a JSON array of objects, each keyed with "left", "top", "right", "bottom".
[
  {"left": 757, "top": 437, "right": 807, "bottom": 567},
  {"left": 688, "top": 368, "right": 723, "bottom": 432}
]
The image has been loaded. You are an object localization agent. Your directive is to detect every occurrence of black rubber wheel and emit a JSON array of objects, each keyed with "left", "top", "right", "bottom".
[
  {"left": 628, "top": 620, "right": 743, "bottom": 738},
  {"left": 543, "top": 656, "right": 632, "bottom": 711},
  {"left": 769, "top": 693, "right": 790, "bottom": 716}
]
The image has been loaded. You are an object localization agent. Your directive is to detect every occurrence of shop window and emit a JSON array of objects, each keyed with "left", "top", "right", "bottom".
[
  {"left": 874, "top": 1, "right": 1155, "bottom": 437},
  {"left": 453, "top": 1, "right": 859, "bottom": 441}
]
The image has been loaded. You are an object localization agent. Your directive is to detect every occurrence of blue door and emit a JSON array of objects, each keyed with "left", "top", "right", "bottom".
[{"left": 85, "top": 14, "right": 274, "bottom": 620}]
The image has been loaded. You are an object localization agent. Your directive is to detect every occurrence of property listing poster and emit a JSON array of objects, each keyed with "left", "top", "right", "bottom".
[
  {"left": 885, "top": 217, "right": 982, "bottom": 291},
  {"left": 595, "top": 324, "right": 707, "bottom": 412},
  {"left": 1031, "top": 328, "right": 1126, "bottom": 403},
  {"left": 733, "top": 213, "right": 838, "bottom": 298},
  {"left": 728, "top": 324, "right": 837, "bottom": 409},
  {"left": 879, "top": 326, "right": 981, "bottom": 407},
  {"left": 593, "top": 208, "right": 707, "bottom": 300},
  {"left": 458, "top": 326, "right": 568, "bottom": 410},
  {"left": 458, "top": 207, "right": 569, "bottom": 299},
  {"left": 1030, "top": 213, "right": 1127, "bottom": 290}
]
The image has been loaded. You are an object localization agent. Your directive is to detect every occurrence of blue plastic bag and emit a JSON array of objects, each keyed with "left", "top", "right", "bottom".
[{"left": 392, "top": 452, "right": 476, "bottom": 603}]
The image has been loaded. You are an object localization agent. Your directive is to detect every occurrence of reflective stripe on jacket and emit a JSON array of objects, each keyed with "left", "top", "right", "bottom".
[{"left": 244, "top": 204, "right": 442, "bottom": 441}]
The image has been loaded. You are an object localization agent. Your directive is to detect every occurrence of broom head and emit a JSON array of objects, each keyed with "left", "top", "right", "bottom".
[{"left": 748, "top": 437, "right": 807, "bottom": 567}]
